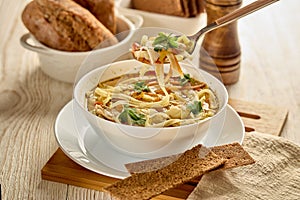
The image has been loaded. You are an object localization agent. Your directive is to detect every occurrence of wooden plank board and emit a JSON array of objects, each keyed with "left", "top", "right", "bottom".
[
  {"left": 42, "top": 148, "right": 198, "bottom": 199},
  {"left": 228, "top": 99, "right": 288, "bottom": 136},
  {"left": 41, "top": 99, "right": 288, "bottom": 199},
  {"left": 42, "top": 149, "right": 194, "bottom": 199}
]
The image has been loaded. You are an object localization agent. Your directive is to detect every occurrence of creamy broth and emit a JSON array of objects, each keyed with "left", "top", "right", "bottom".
[
  {"left": 86, "top": 32, "right": 218, "bottom": 127},
  {"left": 86, "top": 68, "right": 218, "bottom": 127}
]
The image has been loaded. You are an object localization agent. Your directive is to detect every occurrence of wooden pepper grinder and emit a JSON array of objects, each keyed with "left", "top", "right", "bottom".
[{"left": 200, "top": 0, "right": 242, "bottom": 85}]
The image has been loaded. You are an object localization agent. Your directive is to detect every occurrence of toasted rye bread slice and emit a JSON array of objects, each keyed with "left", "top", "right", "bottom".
[
  {"left": 103, "top": 144, "right": 226, "bottom": 200},
  {"left": 211, "top": 142, "right": 255, "bottom": 169},
  {"left": 125, "top": 154, "right": 182, "bottom": 174},
  {"left": 125, "top": 142, "right": 255, "bottom": 174}
]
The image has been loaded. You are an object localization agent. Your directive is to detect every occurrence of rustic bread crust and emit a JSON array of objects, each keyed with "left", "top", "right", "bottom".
[
  {"left": 131, "top": 0, "right": 205, "bottom": 17},
  {"left": 188, "top": 0, "right": 199, "bottom": 17},
  {"left": 196, "top": 0, "right": 205, "bottom": 14},
  {"left": 22, "top": 0, "right": 117, "bottom": 51},
  {"left": 22, "top": 1, "right": 77, "bottom": 51},
  {"left": 132, "top": 0, "right": 186, "bottom": 17},
  {"left": 73, "top": 0, "right": 116, "bottom": 34}
]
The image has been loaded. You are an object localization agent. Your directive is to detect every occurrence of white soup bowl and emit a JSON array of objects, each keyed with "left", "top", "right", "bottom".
[{"left": 73, "top": 59, "right": 228, "bottom": 159}]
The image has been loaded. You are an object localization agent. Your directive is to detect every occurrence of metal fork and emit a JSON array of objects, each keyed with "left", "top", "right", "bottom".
[{"left": 186, "top": 0, "right": 279, "bottom": 54}]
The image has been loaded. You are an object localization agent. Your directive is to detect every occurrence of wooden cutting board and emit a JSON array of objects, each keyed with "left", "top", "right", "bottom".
[
  {"left": 41, "top": 99, "right": 288, "bottom": 199},
  {"left": 228, "top": 99, "right": 288, "bottom": 136}
]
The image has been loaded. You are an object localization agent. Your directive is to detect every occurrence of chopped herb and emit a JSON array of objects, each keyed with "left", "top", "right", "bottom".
[
  {"left": 118, "top": 106, "right": 146, "bottom": 126},
  {"left": 153, "top": 32, "right": 178, "bottom": 52},
  {"left": 134, "top": 81, "right": 150, "bottom": 93},
  {"left": 118, "top": 109, "right": 130, "bottom": 124},
  {"left": 183, "top": 73, "right": 191, "bottom": 80},
  {"left": 154, "top": 45, "right": 164, "bottom": 52},
  {"left": 187, "top": 101, "right": 202, "bottom": 115},
  {"left": 180, "top": 73, "right": 191, "bottom": 85}
]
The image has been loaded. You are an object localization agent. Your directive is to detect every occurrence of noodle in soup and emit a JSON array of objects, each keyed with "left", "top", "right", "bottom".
[{"left": 86, "top": 33, "right": 219, "bottom": 127}]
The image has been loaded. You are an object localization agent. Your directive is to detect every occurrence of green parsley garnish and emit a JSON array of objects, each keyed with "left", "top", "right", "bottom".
[
  {"left": 153, "top": 32, "right": 178, "bottom": 52},
  {"left": 187, "top": 101, "right": 203, "bottom": 115},
  {"left": 180, "top": 73, "right": 192, "bottom": 85},
  {"left": 118, "top": 106, "right": 146, "bottom": 126},
  {"left": 134, "top": 81, "right": 150, "bottom": 93}
]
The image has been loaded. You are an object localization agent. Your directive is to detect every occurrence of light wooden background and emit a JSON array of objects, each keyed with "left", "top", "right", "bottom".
[{"left": 0, "top": 0, "right": 299, "bottom": 199}]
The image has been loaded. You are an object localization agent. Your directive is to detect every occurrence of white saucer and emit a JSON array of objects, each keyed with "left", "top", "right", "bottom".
[{"left": 54, "top": 100, "right": 245, "bottom": 179}]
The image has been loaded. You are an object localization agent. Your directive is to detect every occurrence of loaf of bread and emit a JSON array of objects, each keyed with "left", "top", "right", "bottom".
[
  {"left": 73, "top": 0, "right": 116, "bottom": 34},
  {"left": 22, "top": 0, "right": 118, "bottom": 52},
  {"left": 132, "top": 0, "right": 205, "bottom": 17}
]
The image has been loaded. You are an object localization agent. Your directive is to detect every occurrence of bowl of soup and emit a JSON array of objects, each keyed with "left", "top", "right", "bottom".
[{"left": 73, "top": 59, "right": 228, "bottom": 158}]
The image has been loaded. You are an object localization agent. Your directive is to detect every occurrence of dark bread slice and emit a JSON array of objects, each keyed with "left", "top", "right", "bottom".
[
  {"left": 210, "top": 142, "right": 255, "bottom": 169},
  {"left": 182, "top": 0, "right": 203, "bottom": 17},
  {"left": 188, "top": 0, "right": 199, "bottom": 17},
  {"left": 196, "top": 0, "right": 205, "bottom": 14},
  {"left": 126, "top": 142, "right": 255, "bottom": 174},
  {"left": 132, "top": 0, "right": 205, "bottom": 17},
  {"left": 182, "top": 0, "right": 190, "bottom": 17},
  {"left": 22, "top": 0, "right": 118, "bottom": 51},
  {"left": 73, "top": 0, "right": 116, "bottom": 34},
  {"left": 132, "top": 0, "right": 186, "bottom": 17},
  {"left": 125, "top": 154, "right": 182, "bottom": 174},
  {"left": 103, "top": 144, "right": 226, "bottom": 200}
]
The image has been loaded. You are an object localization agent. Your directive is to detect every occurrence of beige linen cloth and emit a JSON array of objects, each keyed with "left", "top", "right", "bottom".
[{"left": 188, "top": 132, "right": 300, "bottom": 200}]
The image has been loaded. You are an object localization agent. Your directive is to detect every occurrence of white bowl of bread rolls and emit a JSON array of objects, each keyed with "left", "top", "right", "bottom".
[{"left": 20, "top": 0, "right": 143, "bottom": 83}]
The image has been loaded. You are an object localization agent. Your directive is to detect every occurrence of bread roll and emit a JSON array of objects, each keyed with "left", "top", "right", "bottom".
[
  {"left": 73, "top": 0, "right": 116, "bottom": 34},
  {"left": 22, "top": 1, "right": 77, "bottom": 51},
  {"left": 22, "top": 0, "right": 118, "bottom": 52}
]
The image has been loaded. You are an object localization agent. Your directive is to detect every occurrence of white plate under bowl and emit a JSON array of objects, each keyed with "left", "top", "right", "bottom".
[{"left": 54, "top": 100, "right": 244, "bottom": 179}]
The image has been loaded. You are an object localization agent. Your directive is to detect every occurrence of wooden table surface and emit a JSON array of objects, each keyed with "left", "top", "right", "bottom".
[{"left": 1, "top": 0, "right": 299, "bottom": 199}]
